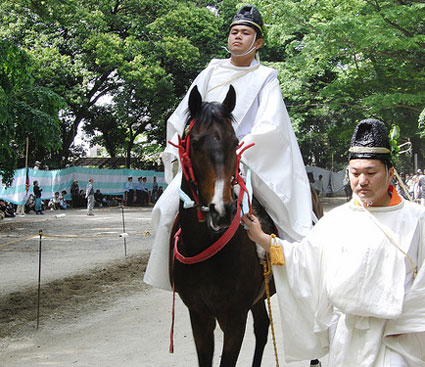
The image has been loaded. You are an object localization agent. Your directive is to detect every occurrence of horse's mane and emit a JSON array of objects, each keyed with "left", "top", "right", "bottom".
[{"left": 185, "top": 101, "right": 235, "bottom": 132}]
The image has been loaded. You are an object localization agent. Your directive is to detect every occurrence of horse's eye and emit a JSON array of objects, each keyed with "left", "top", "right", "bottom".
[{"left": 191, "top": 137, "right": 200, "bottom": 150}]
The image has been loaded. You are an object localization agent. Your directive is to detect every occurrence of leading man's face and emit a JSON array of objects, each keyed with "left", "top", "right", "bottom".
[{"left": 349, "top": 159, "right": 394, "bottom": 207}]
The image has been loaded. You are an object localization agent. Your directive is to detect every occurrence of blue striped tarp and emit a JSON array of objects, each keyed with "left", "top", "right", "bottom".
[{"left": 0, "top": 167, "right": 166, "bottom": 205}]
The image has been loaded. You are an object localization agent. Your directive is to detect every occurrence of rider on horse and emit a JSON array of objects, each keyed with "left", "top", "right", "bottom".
[{"left": 144, "top": 5, "right": 314, "bottom": 291}]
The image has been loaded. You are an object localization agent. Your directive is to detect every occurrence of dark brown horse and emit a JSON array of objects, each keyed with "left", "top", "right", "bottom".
[
  {"left": 169, "top": 85, "right": 323, "bottom": 367},
  {"left": 169, "top": 85, "right": 272, "bottom": 367}
]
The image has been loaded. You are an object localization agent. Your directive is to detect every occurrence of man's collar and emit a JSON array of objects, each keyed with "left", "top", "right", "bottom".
[
  {"left": 388, "top": 185, "right": 402, "bottom": 206},
  {"left": 353, "top": 185, "right": 402, "bottom": 207}
]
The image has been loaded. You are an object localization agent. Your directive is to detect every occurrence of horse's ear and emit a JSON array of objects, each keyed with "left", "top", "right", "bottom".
[
  {"left": 222, "top": 85, "right": 236, "bottom": 113},
  {"left": 188, "top": 85, "right": 202, "bottom": 117}
]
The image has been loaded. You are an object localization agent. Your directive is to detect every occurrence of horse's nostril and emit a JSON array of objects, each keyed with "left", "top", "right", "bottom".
[{"left": 209, "top": 203, "right": 220, "bottom": 218}]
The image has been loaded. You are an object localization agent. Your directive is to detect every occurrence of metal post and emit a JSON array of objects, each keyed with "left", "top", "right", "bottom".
[
  {"left": 414, "top": 153, "right": 418, "bottom": 173},
  {"left": 121, "top": 203, "right": 127, "bottom": 257},
  {"left": 36, "top": 229, "right": 43, "bottom": 329}
]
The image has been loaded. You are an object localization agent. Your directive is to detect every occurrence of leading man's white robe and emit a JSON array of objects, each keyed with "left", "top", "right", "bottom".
[
  {"left": 273, "top": 198, "right": 425, "bottom": 366},
  {"left": 144, "top": 58, "right": 313, "bottom": 290}
]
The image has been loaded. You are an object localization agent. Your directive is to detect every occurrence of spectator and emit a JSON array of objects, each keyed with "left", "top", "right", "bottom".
[
  {"left": 85, "top": 178, "right": 95, "bottom": 216},
  {"left": 414, "top": 175, "right": 421, "bottom": 203},
  {"left": 125, "top": 177, "right": 135, "bottom": 206},
  {"left": 33, "top": 180, "right": 44, "bottom": 215},
  {"left": 94, "top": 189, "right": 107, "bottom": 207},
  {"left": 406, "top": 173, "right": 415, "bottom": 199},
  {"left": 71, "top": 180, "right": 80, "bottom": 208},
  {"left": 418, "top": 169, "right": 425, "bottom": 206},
  {"left": 141, "top": 177, "right": 149, "bottom": 206},
  {"left": 135, "top": 177, "right": 143, "bottom": 206},
  {"left": 0, "top": 199, "right": 15, "bottom": 218},
  {"left": 25, "top": 194, "right": 36, "bottom": 213},
  {"left": 59, "top": 190, "right": 70, "bottom": 209},
  {"left": 33, "top": 161, "right": 41, "bottom": 170},
  {"left": 343, "top": 166, "right": 352, "bottom": 201},
  {"left": 79, "top": 189, "right": 87, "bottom": 207},
  {"left": 152, "top": 176, "right": 159, "bottom": 204},
  {"left": 313, "top": 174, "right": 324, "bottom": 196},
  {"left": 48, "top": 192, "right": 61, "bottom": 211}
]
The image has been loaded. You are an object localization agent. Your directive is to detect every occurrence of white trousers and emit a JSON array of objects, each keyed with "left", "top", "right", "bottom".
[
  {"left": 143, "top": 173, "right": 181, "bottom": 291},
  {"left": 87, "top": 195, "right": 94, "bottom": 214}
]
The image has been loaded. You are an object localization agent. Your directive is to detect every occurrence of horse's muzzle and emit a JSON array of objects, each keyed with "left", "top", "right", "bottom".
[{"left": 207, "top": 201, "right": 236, "bottom": 231}]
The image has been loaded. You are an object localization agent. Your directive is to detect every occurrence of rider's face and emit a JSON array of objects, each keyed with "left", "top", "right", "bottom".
[{"left": 227, "top": 25, "right": 262, "bottom": 55}]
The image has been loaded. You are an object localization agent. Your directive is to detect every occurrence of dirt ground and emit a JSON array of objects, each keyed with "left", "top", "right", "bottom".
[{"left": 0, "top": 197, "right": 345, "bottom": 366}]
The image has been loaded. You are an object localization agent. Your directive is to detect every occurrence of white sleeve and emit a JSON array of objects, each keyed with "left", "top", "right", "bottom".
[{"left": 272, "top": 232, "right": 330, "bottom": 362}]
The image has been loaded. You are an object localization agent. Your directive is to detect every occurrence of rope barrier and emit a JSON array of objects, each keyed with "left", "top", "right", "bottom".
[
  {"left": 0, "top": 234, "right": 40, "bottom": 248},
  {"left": 0, "top": 230, "right": 153, "bottom": 247}
]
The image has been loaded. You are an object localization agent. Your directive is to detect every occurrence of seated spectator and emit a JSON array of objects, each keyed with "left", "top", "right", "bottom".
[
  {"left": 48, "top": 192, "right": 61, "bottom": 210},
  {"left": 94, "top": 189, "right": 107, "bottom": 207},
  {"left": 105, "top": 195, "right": 119, "bottom": 206},
  {"left": 59, "top": 190, "right": 70, "bottom": 209},
  {"left": 0, "top": 199, "right": 15, "bottom": 218},
  {"left": 79, "top": 189, "right": 87, "bottom": 207},
  {"left": 25, "top": 194, "right": 36, "bottom": 213}
]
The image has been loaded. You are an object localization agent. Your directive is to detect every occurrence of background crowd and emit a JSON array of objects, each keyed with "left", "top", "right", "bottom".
[
  {"left": 396, "top": 169, "right": 425, "bottom": 204},
  {"left": 0, "top": 177, "right": 164, "bottom": 220}
]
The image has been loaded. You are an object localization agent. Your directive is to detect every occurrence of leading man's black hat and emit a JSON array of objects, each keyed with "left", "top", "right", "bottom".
[{"left": 349, "top": 119, "right": 393, "bottom": 167}]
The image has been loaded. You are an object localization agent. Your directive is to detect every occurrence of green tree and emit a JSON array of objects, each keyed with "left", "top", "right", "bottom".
[
  {"left": 0, "top": 40, "right": 62, "bottom": 184},
  {"left": 258, "top": 0, "right": 425, "bottom": 169},
  {"left": 0, "top": 0, "right": 225, "bottom": 167}
]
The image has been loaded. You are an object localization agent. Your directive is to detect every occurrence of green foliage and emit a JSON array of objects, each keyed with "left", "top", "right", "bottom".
[
  {"left": 258, "top": 0, "right": 425, "bottom": 169},
  {"left": 0, "top": 0, "right": 228, "bottom": 168},
  {"left": 0, "top": 39, "right": 62, "bottom": 185},
  {"left": 389, "top": 125, "right": 401, "bottom": 165},
  {"left": 2, "top": 0, "right": 425, "bottom": 173}
]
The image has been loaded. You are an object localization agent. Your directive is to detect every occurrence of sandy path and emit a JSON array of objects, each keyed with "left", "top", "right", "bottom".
[{"left": 0, "top": 198, "right": 343, "bottom": 366}]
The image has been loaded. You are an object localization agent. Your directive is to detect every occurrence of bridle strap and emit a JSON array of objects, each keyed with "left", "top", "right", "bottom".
[
  {"left": 169, "top": 119, "right": 203, "bottom": 219},
  {"left": 173, "top": 186, "right": 245, "bottom": 264},
  {"left": 170, "top": 118, "right": 255, "bottom": 264}
]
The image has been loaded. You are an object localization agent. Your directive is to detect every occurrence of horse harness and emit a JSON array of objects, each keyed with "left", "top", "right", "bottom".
[{"left": 169, "top": 118, "right": 255, "bottom": 265}]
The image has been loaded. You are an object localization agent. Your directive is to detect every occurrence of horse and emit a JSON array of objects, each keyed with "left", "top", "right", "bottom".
[{"left": 169, "top": 84, "right": 323, "bottom": 367}]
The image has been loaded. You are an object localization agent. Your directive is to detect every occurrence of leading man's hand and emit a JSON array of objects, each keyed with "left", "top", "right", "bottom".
[{"left": 242, "top": 214, "right": 270, "bottom": 251}]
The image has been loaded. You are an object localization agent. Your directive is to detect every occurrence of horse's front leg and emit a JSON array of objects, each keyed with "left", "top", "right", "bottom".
[
  {"left": 217, "top": 311, "right": 249, "bottom": 367},
  {"left": 250, "top": 300, "right": 270, "bottom": 367},
  {"left": 189, "top": 309, "right": 216, "bottom": 367}
]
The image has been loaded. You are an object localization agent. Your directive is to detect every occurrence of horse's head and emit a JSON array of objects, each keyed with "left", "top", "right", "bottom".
[{"left": 186, "top": 85, "right": 239, "bottom": 231}]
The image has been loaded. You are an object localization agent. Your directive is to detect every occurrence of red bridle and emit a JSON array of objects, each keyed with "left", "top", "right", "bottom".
[{"left": 168, "top": 118, "right": 255, "bottom": 264}]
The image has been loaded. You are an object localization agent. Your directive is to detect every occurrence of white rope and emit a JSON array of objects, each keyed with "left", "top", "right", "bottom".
[{"left": 353, "top": 193, "right": 417, "bottom": 279}]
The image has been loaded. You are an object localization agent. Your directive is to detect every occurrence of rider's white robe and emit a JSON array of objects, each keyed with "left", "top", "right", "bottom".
[
  {"left": 144, "top": 58, "right": 313, "bottom": 290},
  {"left": 273, "top": 198, "right": 425, "bottom": 366}
]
